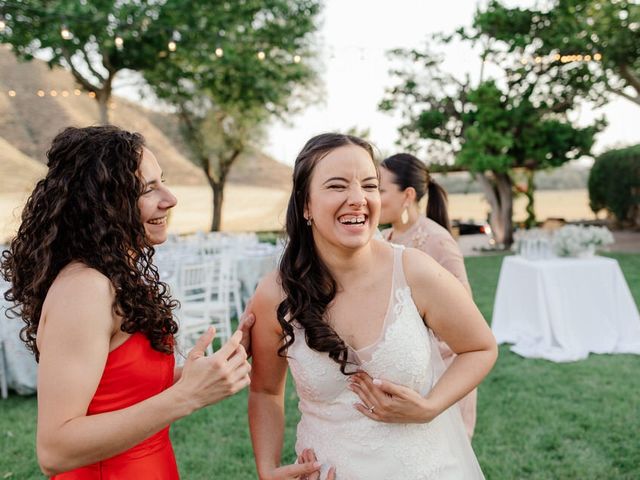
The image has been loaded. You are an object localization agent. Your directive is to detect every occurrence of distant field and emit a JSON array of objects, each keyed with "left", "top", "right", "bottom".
[
  {"left": 0, "top": 187, "right": 599, "bottom": 242},
  {"left": 448, "top": 189, "right": 600, "bottom": 223}
]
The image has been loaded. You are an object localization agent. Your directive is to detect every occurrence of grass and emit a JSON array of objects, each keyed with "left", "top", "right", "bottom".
[{"left": 2, "top": 253, "right": 639, "bottom": 479}]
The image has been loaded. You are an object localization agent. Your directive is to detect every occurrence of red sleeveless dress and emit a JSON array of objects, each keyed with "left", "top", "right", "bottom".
[{"left": 53, "top": 332, "right": 179, "bottom": 479}]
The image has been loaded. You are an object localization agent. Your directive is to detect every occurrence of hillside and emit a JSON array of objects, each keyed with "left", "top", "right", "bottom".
[{"left": 0, "top": 45, "right": 292, "bottom": 192}]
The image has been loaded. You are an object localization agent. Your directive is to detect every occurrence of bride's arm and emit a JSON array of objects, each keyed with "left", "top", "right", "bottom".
[
  {"left": 349, "top": 248, "right": 497, "bottom": 423},
  {"left": 248, "top": 272, "right": 322, "bottom": 480}
]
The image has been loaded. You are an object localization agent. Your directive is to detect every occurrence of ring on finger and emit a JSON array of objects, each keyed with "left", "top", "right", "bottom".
[{"left": 368, "top": 405, "right": 375, "bottom": 413}]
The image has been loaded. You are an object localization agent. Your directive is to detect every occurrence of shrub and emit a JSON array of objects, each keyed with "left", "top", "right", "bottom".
[{"left": 588, "top": 145, "right": 640, "bottom": 228}]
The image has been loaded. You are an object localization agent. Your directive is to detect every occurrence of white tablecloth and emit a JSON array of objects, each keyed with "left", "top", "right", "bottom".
[
  {"left": 492, "top": 255, "right": 640, "bottom": 362},
  {"left": 0, "top": 306, "right": 38, "bottom": 395}
]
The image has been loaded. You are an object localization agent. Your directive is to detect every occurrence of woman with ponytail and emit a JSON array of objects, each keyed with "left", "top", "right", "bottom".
[
  {"left": 379, "top": 152, "right": 477, "bottom": 437},
  {"left": 248, "top": 134, "right": 496, "bottom": 479}
]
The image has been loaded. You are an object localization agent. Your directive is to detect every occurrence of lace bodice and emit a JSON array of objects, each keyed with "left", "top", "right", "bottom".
[{"left": 286, "top": 244, "right": 484, "bottom": 479}]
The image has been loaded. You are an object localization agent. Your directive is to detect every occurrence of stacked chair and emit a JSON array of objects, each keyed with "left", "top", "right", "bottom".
[{"left": 172, "top": 256, "right": 232, "bottom": 362}]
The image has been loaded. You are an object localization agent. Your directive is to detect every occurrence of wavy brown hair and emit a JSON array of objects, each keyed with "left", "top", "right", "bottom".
[
  {"left": 1, "top": 125, "right": 178, "bottom": 361},
  {"left": 277, "top": 133, "right": 376, "bottom": 375},
  {"left": 381, "top": 153, "right": 451, "bottom": 232}
]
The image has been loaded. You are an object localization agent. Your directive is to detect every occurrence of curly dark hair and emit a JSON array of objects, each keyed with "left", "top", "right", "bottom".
[
  {"left": 0, "top": 125, "right": 178, "bottom": 361},
  {"left": 277, "top": 133, "right": 376, "bottom": 375}
]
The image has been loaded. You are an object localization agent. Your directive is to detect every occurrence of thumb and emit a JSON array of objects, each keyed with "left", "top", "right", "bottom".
[{"left": 188, "top": 326, "right": 216, "bottom": 359}]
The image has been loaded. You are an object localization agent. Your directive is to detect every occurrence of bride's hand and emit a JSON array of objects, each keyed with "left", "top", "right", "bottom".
[
  {"left": 262, "top": 450, "right": 335, "bottom": 480},
  {"left": 348, "top": 372, "right": 437, "bottom": 424},
  {"left": 296, "top": 449, "right": 336, "bottom": 480}
]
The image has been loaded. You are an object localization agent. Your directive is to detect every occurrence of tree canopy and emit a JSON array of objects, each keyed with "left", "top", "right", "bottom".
[
  {"left": 380, "top": 36, "right": 603, "bottom": 244},
  {"left": 473, "top": 0, "right": 640, "bottom": 107},
  {"left": 0, "top": 0, "right": 180, "bottom": 122},
  {"left": 143, "top": 0, "right": 321, "bottom": 231}
]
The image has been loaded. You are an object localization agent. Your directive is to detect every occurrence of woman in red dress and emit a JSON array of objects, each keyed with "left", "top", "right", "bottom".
[{"left": 0, "top": 126, "right": 273, "bottom": 478}]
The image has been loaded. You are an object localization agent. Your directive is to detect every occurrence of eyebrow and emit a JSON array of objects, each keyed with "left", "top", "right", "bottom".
[{"left": 323, "top": 176, "right": 378, "bottom": 184}]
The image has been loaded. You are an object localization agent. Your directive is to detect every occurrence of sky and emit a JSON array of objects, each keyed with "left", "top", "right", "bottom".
[{"left": 263, "top": 0, "right": 640, "bottom": 165}]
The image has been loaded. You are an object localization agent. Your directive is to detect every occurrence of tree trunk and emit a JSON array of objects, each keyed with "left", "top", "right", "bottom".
[
  {"left": 210, "top": 178, "right": 224, "bottom": 232},
  {"left": 475, "top": 171, "right": 514, "bottom": 247},
  {"left": 97, "top": 96, "right": 109, "bottom": 124},
  {"left": 95, "top": 75, "right": 113, "bottom": 124},
  {"left": 524, "top": 168, "right": 536, "bottom": 229}
]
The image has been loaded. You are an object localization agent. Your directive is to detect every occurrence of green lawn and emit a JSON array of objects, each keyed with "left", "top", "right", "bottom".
[{"left": 2, "top": 253, "right": 639, "bottom": 479}]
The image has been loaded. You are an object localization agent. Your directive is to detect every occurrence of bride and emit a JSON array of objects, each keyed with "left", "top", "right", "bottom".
[{"left": 248, "top": 133, "right": 497, "bottom": 479}]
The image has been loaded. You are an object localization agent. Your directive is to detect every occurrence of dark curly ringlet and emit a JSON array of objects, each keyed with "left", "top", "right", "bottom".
[
  {"left": 277, "top": 132, "right": 376, "bottom": 375},
  {"left": 0, "top": 125, "right": 178, "bottom": 361}
]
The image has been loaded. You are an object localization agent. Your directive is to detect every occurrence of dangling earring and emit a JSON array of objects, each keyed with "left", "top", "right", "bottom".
[
  {"left": 306, "top": 217, "right": 312, "bottom": 226},
  {"left": 401, "top": 207, "right": 409, "bottom": 225}
]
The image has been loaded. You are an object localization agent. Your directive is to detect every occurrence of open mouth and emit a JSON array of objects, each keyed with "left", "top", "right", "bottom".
[
  {"left": 147, "top": 216, "right": 167, "bottom": 226},
  {"left": 338, "top": 214, "right": 367, "bottom": 226}
]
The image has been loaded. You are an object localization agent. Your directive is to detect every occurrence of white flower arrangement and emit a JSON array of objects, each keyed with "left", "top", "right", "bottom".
[{"left": 551, "top": 225, "right": 614, "bottom": 258}]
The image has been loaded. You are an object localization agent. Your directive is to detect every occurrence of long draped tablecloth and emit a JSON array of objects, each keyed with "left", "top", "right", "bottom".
[{"left": 492, "top": 255, "right": 640, "bottom": 362}]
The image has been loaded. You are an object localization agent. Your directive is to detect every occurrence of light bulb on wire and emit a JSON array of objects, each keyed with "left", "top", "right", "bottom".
[{"left": 61, "top": 25, "right": 73, "bottom": 40}]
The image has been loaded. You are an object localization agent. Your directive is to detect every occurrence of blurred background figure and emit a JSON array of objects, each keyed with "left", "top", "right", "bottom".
[{"left": 379, "top": 152, "right": 477, "bottom": 438}]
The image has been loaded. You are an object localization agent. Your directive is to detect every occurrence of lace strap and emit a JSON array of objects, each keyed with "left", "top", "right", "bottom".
[{"left": 391, "top": 243, "right": 409, "bottom": 290}]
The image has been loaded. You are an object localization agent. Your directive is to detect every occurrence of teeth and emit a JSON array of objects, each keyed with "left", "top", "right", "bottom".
[
  {"left": 148, "top": 217, "right": 166, "bottom": 225},
  {"left": 339, "top": 215, "right": 366, "bottom": 225}
]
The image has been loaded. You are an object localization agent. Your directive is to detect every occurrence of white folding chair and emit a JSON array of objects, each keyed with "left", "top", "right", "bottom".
[{"left": 173, "top": 257, "right": 232, "bottom": 361}]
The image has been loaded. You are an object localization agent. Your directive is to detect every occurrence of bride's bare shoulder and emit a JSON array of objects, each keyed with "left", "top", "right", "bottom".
[{"left": 253, "top": 269, "right": 285, "bottom": 309}]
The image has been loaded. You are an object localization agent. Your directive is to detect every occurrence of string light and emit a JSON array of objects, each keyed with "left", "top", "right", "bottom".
[
  {"left": 215, "top": 47, "right": 224, "bottom": 57},
  {"left": 168, "top": 41, "right": 177, "bottom": 52},
  {"left": 88, "top": 91, "right": 96, "bottom": 98},
  {"left": 37, "top": 90, "right": 45, "bottom": 97},
  {"left": 8, "top": 90, "right": 16, "bottom": 97},
  {"left": 594, "top": 53, "right": 602, "bottom": 61},
  {"left": 74, "top": 89, "right": 82, "bottom": 96},
  {"left": 61, "top": 90, "right": 69, "bottom": 97},
  {"left": 257, "top": 50, "right": 266, "bottom": 60},
  {"left": 293, "top": 54, "right": 301, "bottom": 63},
  {"left": 50, "top": 90, "right": 58, "bottom": 97},
  {"left": 0, "top": 20, "right": 6, "bottom": 32},
  {"left": 115, "top": 36, "right": 124, "bottom": 49},
  {"left": 60, "top": 25, "right": 72, "bottom": 40}
]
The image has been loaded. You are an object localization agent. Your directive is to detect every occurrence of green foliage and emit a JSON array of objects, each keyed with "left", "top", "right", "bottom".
[
  {"left": 473, "top": 0, "right": 640, "bottom": 107},
  {"left": 0, "top": 0, "right": 182, "bottom": 121},
  {"left": 589, "top": 144, "right": 640, "bottom": 226},
  {"left": 140, "top": 0, "right": 321, "bottom": 230}
]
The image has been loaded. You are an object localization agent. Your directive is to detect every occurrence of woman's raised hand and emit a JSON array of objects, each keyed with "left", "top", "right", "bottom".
[
  {"left": 175, "top": 327, "right": 251, "bottom": 411},
  {"left": 348, "top": 371, "right": 437, "bottom": 424}
]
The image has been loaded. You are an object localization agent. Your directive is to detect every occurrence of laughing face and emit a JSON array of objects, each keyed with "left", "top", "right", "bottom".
[
  {"left": 305, "top": 144, "right": 380, "bottom": 251},
  {"left": 137, "top": 148, "right": 177, "bottom": 245}
]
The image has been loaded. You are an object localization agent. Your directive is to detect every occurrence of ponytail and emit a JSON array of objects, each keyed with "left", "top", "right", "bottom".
[{"left": 426, "top": 180, "right": 451, "bottom": 233}]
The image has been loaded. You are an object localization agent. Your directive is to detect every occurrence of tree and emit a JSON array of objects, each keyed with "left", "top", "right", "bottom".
[
  {"left": 144, "top": 0, "right": 321, "bottom": 231},
  {"left": 473, "top": 0, "right": 640, "bottom": 108},
  {"left": 589, "top": 144, "right": 640, "bottom": 228},
  {"left": 380, "top": 45, "right": 602, "bottom": 246},
  {"left": 0, "top": 0, "right": 179, "bottom": 123}
]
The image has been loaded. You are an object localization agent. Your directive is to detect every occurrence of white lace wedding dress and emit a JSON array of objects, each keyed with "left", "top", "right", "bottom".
[{"left": 287, "top": 244, "right": 485, "bottom": 479}]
